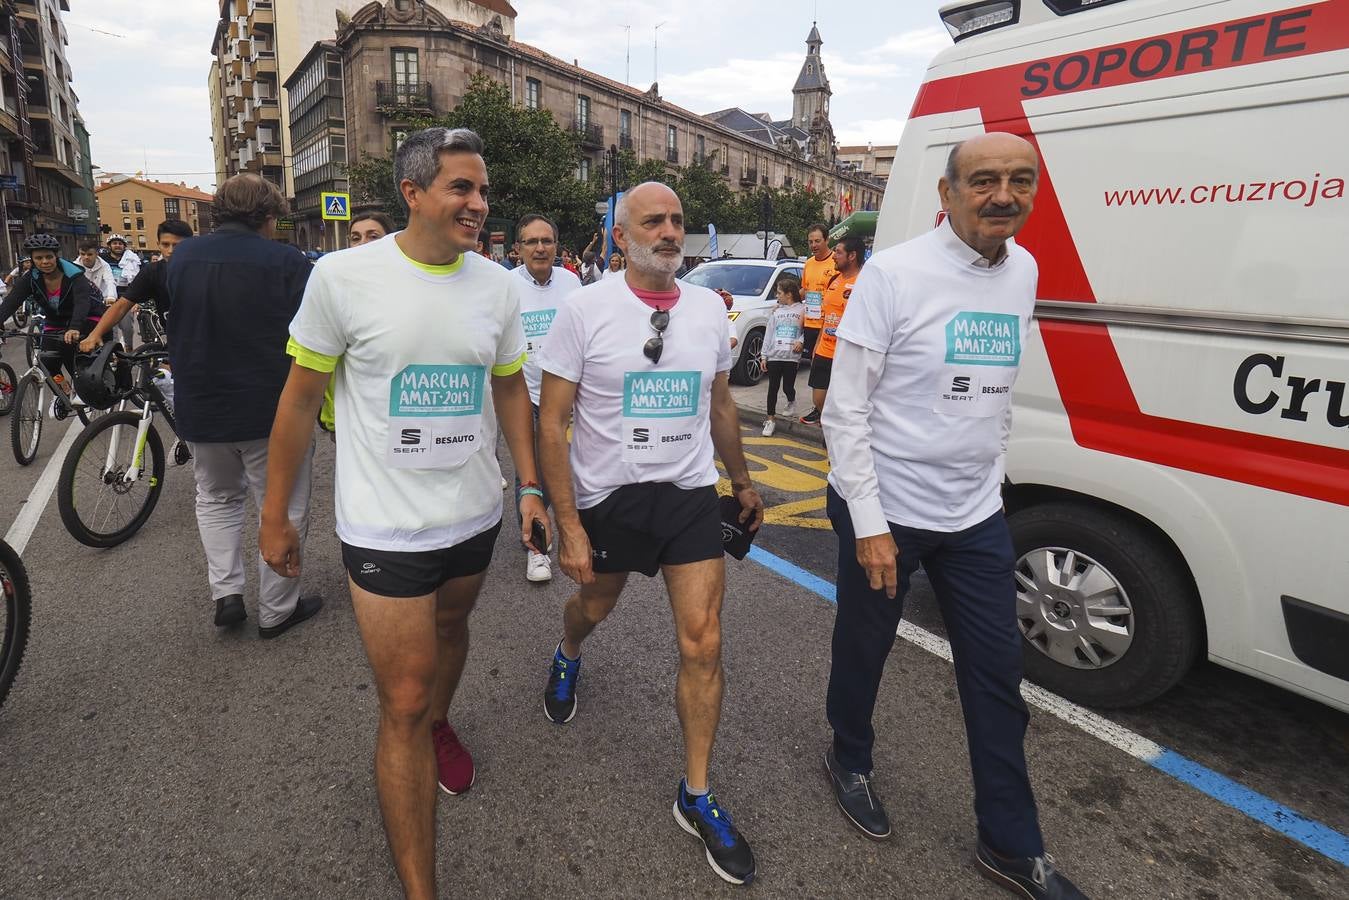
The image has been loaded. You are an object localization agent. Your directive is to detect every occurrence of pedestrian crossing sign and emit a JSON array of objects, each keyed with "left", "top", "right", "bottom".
[{"left": 321, "top": 192, "right": 351, "bottom": 221}]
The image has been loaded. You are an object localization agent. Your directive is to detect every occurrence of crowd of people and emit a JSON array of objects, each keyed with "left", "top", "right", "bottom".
[{"left": 0, "top": 126, "right": 1086, "bottom": 900}]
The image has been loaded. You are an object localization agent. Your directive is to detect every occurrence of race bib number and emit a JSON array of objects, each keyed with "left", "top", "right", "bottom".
[
  {"left": 933, "top": 367, "right": 1017, "bottom": 417},
  {"left": 621, "top": 370, "right": 701, "bottom": 464},
  {"left": 387, "top": 364, "right": 486, "bottom": 469},
  {"left": 944, "top": 312, "right": 1021, "bottom": 366},
  {"left": 521, "top": 308, "right": 556, "bottom": 361},
  {"left": 774, "top": 321, "right": 800, "bottom": 351},
  {"left": 804, "top": 290, "right": 823, "bottom": 319}
]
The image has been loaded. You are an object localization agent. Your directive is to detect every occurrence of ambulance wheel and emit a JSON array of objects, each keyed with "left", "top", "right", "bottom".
[{"left": 1007, "top": 502, "right": 1203, "bottom": 708}]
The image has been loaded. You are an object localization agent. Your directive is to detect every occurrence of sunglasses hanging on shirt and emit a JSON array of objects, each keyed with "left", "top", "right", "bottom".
[{"left": 643, "top": 309, "right": 670, "bottom": 364}]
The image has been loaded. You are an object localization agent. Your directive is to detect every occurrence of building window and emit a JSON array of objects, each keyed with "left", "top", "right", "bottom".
[
  {"left": 525, "top": 78, "right": 540, "bottom": 110},
  {"left": 577, "top": 156, "right": 591, "bottom": 182},
  {"left": 667, "top": 125, "right": 677, "bottom": 151},
  {"left": 136, "top": 217, "right": 144, "bottom": 231},
  {"left": 391, "top": 48, "right": 419, "bottom": 87},
  {"left": 576, "top": 95, "right": 590, "bottom": 128},
  {"left": 121, "top": 199, "right": 129, "bottom": 213},
  {"left": 138, "top": 235, "right": 147, "bottom": 248},
  {"left": 696, "top": 134, "right": 705, "bottom": 163},
  {"left": 122, "top": 217, "right": 131, "bottom": 230},
  {"left": 620, "top": 109, "right": 631, "bottom": 137},
  {"left": 164, "top": 198, "right": 180, "bottom": 220},
  {"left": 134, "top": 199, "right": 143, "bottom": 213}
]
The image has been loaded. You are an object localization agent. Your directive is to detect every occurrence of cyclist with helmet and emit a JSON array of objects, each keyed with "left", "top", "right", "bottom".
[
  {"left": 100, "top": 233, "right": 140, "bottom": 348},
  {"left": 0, "top": 234, "right": 106, "bottom": 411}
]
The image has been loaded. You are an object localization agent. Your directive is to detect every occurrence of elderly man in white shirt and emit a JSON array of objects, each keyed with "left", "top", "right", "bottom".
[{"left": 821, "top": 133, "right": 1087, "bottom": 900}]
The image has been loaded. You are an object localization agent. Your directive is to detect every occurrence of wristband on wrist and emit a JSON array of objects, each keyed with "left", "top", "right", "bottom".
[{"left": 518, "top": 486, "right": 544, "bottom": 500}]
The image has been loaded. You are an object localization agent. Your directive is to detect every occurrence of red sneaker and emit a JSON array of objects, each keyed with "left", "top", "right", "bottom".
[{"left": 431, "top": 720, "right": 475, "bottom": 795}]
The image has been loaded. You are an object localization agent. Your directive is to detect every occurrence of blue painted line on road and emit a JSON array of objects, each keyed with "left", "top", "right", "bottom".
[{"left": 745, "top": 544, "right": 1349, "bottom": 868}]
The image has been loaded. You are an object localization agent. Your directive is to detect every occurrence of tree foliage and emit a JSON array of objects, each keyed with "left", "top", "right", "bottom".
[{"left": 343, "top": 74, "right": 826, "bottom": 256}]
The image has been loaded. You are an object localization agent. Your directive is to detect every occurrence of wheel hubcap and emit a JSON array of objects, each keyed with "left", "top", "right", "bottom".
[{"left": 1015, "top": 546, "right": 1135, "bottom": 670}]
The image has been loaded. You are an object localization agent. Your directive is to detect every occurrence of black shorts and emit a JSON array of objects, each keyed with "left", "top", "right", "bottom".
[
  {"left": 579, "top": 483, "right": 721, "bottom": 577},
  {"left": 802, "top": 326, "right": 821, "bottom": 357},
  {"left": 342, "top": 520, "right": 503, "bottom": 598},
  {"left": 807, "top": 355, "right": 833, "bottom": 389}
]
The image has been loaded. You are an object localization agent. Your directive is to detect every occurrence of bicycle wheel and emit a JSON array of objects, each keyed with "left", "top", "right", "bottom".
[
  {"left": 0, "top": 362, "right": 15, "bottom": 416},
  {"left": 0, "top": 538, "right": 31, "bottom": 711},
  {"left": 57, "top": 410, "right": 165, "bottom": 548},
  {"left": 10, "top": 373, "right": 43, "bottom": 465}
]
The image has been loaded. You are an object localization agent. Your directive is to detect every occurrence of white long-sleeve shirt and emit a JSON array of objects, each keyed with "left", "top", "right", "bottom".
[
  {"left": 81, "top": 256, "right": 118, "bottom": 302},
  {"left": 822, "top": 219, "right": 1037, "bottom": 536}
]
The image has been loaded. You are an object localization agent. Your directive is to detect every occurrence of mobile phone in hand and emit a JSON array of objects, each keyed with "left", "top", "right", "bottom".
[{"left": 530, "top": 518, "right": 549, "bottom": 553}]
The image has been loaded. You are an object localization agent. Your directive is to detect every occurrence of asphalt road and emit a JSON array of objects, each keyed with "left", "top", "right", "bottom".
[{"left": 0, "top": 355, "right": 1345, "bottom": 898}]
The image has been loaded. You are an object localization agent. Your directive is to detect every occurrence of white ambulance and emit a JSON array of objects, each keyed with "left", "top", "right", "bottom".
[{"left": 875, "top": 0, "right": 1349, "bottom": 710}]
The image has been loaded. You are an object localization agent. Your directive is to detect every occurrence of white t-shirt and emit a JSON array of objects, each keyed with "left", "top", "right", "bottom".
[
  {"left": 289, "top": 234, "right": 526, "bottom": 551},
  {"left": 541, "top": 276, "right": 733, "bottom": 509},
  {"left": 828, "top": 220, "right": 1037, "bottom": 531},
  {"left": 513, "top": 264, "right": 581, "bottom": 406}
]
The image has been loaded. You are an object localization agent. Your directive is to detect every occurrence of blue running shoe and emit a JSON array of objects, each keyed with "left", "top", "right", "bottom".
[
  {"left": 543, "top": 641, "right": 580, "bottom": 724},
  {"left": 673, "top": 779, "right": 756, "bottom": 885}
]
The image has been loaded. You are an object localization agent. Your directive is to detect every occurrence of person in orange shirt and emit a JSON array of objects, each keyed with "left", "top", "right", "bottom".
[
  {"left": 802, "top": 234, "right": 866, "bottom": 426},
  {"left": 798, "top": 223, "right": 837, "bottom": 423}
]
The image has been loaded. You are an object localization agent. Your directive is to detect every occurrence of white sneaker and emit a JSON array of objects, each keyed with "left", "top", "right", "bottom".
[
  {"left": 784, "top": 401, "right": 797, "bottom": 418},
  {"left": 501, "top": 477, "right": 509, "bottom": 492},
  {"left": 762, "top": 418, "right": 776, "bottom": 437},
  {"left": 526, "top": 551, "right": 552, "bottom": 583}
]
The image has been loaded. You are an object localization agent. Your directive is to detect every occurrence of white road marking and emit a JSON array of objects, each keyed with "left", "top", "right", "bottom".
[{"left": 5, "top": 420, "right": 78, "bottom": 555}]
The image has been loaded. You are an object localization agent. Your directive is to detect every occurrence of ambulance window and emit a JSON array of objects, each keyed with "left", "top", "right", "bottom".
[{"left": 1043, "top": 0, "right": 1132, "bottom": 15}]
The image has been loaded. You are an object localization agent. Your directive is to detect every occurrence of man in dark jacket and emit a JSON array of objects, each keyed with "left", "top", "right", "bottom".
[{"left": 166, "top": 174, "right": 322, "bottom": 636}]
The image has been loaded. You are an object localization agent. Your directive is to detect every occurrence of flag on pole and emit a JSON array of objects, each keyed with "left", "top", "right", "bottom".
[{"left": 708, "top": 223, "right": 719, "bottom": 259}]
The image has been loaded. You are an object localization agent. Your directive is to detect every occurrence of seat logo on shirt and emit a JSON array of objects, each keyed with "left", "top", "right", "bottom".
[
  {"left": 951, "top": 376, "right": 972, "bottom": 394},
  {"left": 945, "top": 312, "right": 1021, "bottom": 367},
  {"left": 632, "top": 427, "right": 650, "bottom": 443},
  {"left": 401, "top": 428, "right": 422, "bottom": 445}
]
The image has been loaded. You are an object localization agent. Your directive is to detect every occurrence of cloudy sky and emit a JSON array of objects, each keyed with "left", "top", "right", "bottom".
[{"left": 67, "top": 1, "right": 951, "bottom": 191}]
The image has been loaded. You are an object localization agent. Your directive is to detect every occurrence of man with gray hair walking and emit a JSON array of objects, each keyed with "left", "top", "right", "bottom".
[
  {"left": 537, "top": 180, "right": 765, "bottom": 885},
  {"left": 259, "top": 127, "right": 547, "bottom": 900},
  {"left": 822, "top": 133, "right": 1087, "bottom": 898}
]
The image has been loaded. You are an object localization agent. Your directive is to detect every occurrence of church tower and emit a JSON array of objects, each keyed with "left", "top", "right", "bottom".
[{"left": 792, "top": 23, "right": 835, "bottom": 164}]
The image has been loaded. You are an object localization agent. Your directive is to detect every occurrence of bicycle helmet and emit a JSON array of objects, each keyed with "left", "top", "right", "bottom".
[
  {"left": 74, "top": 342, "right": 130, "bottom": 411},
  {"left": 22, "top": 233, "right": 60, "bottom": 252},
  {"left": 107, "top": 233, "right": 128, "bottom": 244}
]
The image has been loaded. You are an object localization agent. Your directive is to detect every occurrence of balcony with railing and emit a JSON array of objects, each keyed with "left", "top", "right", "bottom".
[
  {"left": 618, "top": 133, "right": 634, "bottom": 151},
  {"left": 375, "top": 81, "right": 433, "bottom": 113},
  {"left": 665, "top": 147, "right": 679, "bottom": 164},
  {"left": 740, "top": 168, "right": 758, "bottom": 185},
  {"left": 572, "top": 120, "right": 603, "bottom": 148}
]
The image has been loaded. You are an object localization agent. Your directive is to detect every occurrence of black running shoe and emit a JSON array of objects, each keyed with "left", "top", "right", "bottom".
[
  {"left": 673, "top": 780, "right": 756, "bottom": 885},
  {"left": 976, "top": 839, "right": 1089, "bottom": 899},
  {"left": 799, "top": 408, "right": 821, "bottom": 425},
  {"left": 543, "top": 641, "right": 580, "bottom": 724}
]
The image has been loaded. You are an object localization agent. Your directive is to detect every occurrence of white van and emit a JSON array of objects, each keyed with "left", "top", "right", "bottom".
[{"left": 875, "top": 0, "right": 1349, "bottom": 711}]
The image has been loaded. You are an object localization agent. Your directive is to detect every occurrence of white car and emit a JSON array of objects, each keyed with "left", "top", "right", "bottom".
[{"left": 680, "top": 258, "right": 804, "bottom": 385}]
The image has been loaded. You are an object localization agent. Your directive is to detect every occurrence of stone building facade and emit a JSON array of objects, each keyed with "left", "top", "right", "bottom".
[
  {"left": 93, "top": 177, "right": 215, "bottom": 253},
  {"left": 281, "top": 1, "right": 884, "bottom": 250}
]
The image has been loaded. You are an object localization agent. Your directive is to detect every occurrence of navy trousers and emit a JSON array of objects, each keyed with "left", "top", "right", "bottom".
[{"left": 825, "top": 486, "right": 1044, "bottom": 858}]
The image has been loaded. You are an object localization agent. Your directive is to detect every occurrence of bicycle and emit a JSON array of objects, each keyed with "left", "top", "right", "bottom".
[
  {"left": 3, "top": 324, "right": 100, "bottom": 466},
  {"left": 57, "top": 342, "right": 187, "bottom": 548},
  {"left": 0, "top": 537, "right": 32, "bottom": 711},
  {"left": 0, "top": 358, "right": 15, "bottom": 416}
]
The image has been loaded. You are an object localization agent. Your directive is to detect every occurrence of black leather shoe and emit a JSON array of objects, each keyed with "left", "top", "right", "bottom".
[
  {"left": 976, "top": 839, "right": 1089, "bottom": 899},
  {"left": 258, "top": 595, "right": 324, "bottom": 640},
  {"left": 825, "top": 747, "right": 891, "bottom": 840},
  {"left": 214, "top": 594, "right": 246, "bottom": 627}
]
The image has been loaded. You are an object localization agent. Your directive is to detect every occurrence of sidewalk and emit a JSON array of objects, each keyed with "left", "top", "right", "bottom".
[{"left": 730, "top": 378, "right": 825, "bottom": 445}]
